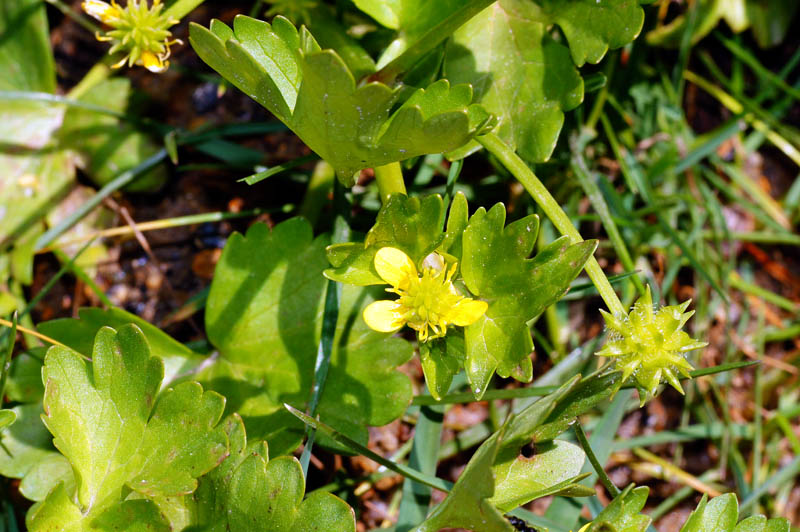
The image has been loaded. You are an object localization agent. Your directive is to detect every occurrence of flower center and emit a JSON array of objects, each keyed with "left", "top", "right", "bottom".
[{"left": 390, "top": 263, "right": 465, "bottom": 342}]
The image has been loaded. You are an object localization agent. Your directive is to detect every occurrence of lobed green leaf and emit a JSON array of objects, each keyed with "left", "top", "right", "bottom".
[
  {"left": 325, "top": 194, "right": 445, "bottom": 285},
  {"left": 189, "top": 15, "right": 490, "bottom": 184},
  {"left": 203, "top": 218, "right": 413, "bottom": 454},
  {"left": 462, "top": 204, "right": 597, "bottom": 396},
  {"left": 38, "top": 307, "right": 206, "bottom": 389},
  {"left": 445, "top": 0, "right": 643, "bottom": 162},
  {"left": 680, "top": 493, "right": 790, "bottom": 532},
  {"left": 27, "top": 325, "right": 229, "bottom": 531},
  {"left": 584, "top": 485, "right": 652, "bottom": 532},
  {"left": 189, "top": 415, "right": 356, "bottom": 531}
]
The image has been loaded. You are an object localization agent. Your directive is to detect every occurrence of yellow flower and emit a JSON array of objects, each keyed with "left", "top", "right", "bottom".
[
  {"left": 363, "top": 247, "right": 488, "bottom": 342},
  {"left": 82, "top": 0, "right": 181, "bottom": 73},
  {"left": 596, "top": 286, "right": 707, "bottom": 404}
]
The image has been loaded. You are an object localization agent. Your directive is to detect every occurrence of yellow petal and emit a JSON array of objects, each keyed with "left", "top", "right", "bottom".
[
  {"left": 363, "top": 300, "right": 406, "bottom": 333},
  {"left": 447, "top": 299, "right": 488, "bottom": 326},
  {"left": 374, "top": 247, "right": 416, "bottom": 288},
  {"left": 82, "top": 0, "right": 118, "bottom": 23},
  {"left": 110, "top": 55, "right": 128, "bottom": 69},
  {"left": 141, "top": 51, "right": 168, "bottom": 73}
]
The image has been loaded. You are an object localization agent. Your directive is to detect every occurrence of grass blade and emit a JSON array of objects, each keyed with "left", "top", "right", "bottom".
[
  {"left": 34, "top": 149, "right": 168, "bottom": 251},
  {"left": 396, "top": 404, "right": 446, "bottom": 532},
  {"left": 241, "top": 154, "right": 319, "bottom": 185},
  {"left": 285, "top": 404, "right": 453, "bottom": 493}
]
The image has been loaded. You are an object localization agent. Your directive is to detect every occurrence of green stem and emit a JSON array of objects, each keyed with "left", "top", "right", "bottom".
[
  {"left": 299, "top": 160, "right": 335, "bottom": 227},
  {"left": 574, "top": 423, "right": 620, "bottom": 498},
  {"left": 374, "top": 162, "right": 407, "bottom": 204},
  {"left": 585, "top": 51, "right": 616, "bottom": 132},
  {"left": 570, "top": 131, "right": 646, "bottom": 296},
  {"left": 477, "top": 133, "right": 627, "bottom": 317}
]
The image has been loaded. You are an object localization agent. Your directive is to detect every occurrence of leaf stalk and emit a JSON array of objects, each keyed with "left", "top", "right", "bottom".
[{"left": 477, "top": 132, "right": 627, "bottom": 317}]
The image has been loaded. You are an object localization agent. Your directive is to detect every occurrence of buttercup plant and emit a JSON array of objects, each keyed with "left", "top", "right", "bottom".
[{"left": 1, "top": 0, "right": 791, "bottom": 530}]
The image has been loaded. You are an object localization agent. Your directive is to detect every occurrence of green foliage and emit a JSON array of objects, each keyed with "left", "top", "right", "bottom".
[
  {"left": 189, "top": 414, "right": 356, "bottom": 531},
  {"left": 416, "top": 377, "right": 596, "bottom": 530},
  {"left": 189, "top": 15, "right": 491, "bottom": 185},
  {"left": 526, "top": 0, "right": 644, "bottom": 66},
  {"left": 461, "top": 204, "right": 597, "bottom": 396},
  {"left": 534, "top": 370, "right": 624, "bottom": 442},
  {"left": 326, "top": 193, "right": 595, "bottom": 399},
  {"left": 0, "top": 99, "right": 75, "bottom": 245},
  {"left": 680, "top": 494, "right": 790, "bottom": 532},
  {"left": 0, "top": 331, "right": 74, "bottom": 505},
  {"left": 2, "top": 0, "right": 784, "bottom": 530},
  {"left": 0, "top": 403, "right": 61, "bottom": 483},
  {"left": 352, "top": 0, "right": 495, "bottom": 78},
  {"left": 0, "top": 410, "right": 14, "bottom": 429},
  {"left": 202, "top": 218, "right": 413, "bottom": 453},
  {"left": 38, "top": 307, "right": 206, "bottom": 387},
  {"left": 581, "top": 488, "right": 791, "bottom": 532},
  {"left": 489, "top": 377, "right": 593, "bottom": 511},
  {"left": 445, "top": 0, "right": 642, "bottom": 162},
  {"left": 325, "top": 194, "right": 446, "bottom": 286},
  {"left": 27, "top": 325, "right": 229, "bottom": 531},
  {"left": 0, "top": 0, "right": 55, "bottom": 93},
  {"left": 0, "top": 0, "right": 164, "bottom": 255},
  {"left": 584, "top": 485, "right": 652, "bottom": 531},
  {"left": 414, "top": 430, "right": 513, "bottom": 532},
  {"left": 445, "top": 1, "right": 582, "bottom": 162}
]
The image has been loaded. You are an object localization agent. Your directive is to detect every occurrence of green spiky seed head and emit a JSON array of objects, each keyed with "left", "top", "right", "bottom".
[
  {"left": 596, "top": 286, "right": 707, "bottom": 405},
  {"left": 82, "top": 0, "right": 180, "bottom": 73}
]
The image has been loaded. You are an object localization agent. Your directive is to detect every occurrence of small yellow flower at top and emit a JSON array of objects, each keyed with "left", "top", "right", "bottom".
[
  {"left": 596, "top": 286, "right": 708, "bottom": 404},
  {"left": 81, "top": 0, "right": 181, "bottom": 73},
  {"left": 363, "top": 247, "right": 488, "bottom": 342}
]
